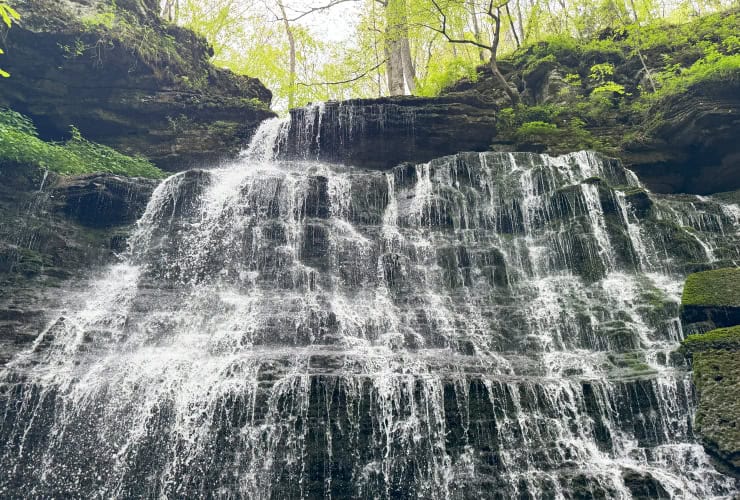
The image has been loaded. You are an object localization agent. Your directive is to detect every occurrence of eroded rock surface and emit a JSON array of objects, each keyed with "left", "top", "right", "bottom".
[
  {"left": 0, "top": 0, "right": 275, "bottom": 171},
  {"left": 0, "top": 164, "right": 156, "bottom": 365}
]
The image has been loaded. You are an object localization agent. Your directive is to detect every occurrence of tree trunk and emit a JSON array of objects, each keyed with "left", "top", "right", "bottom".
[
  {"left": 385, "top": 39, "right": 405, "bottom": 95},
  {"left": 489, "top": 6, "right": 519, "bottom": 105},
  {"left": 490, "top": 58, "right": 519, "bottom": 104},
  {"left": 277, "top": 0, "right": 297, "bottom": 109},
  {"left": 400, "top": 37, "right": 416, "bottom": 94},
  {"left": 468, "top": 0, "right": 486, "bottom": 61},
  {"left": 385, "top": 0, "right": 412, "bottom": 95}
]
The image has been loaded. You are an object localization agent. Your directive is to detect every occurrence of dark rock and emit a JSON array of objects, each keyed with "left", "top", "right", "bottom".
[
  {"left": 0, "top": 163, "right": 155, "bottom": 365},
  {"left": 628, "top": 79, "right": 740, "bottom": 195},
  {"left": 279, "top": 97, "right": 497, "bottom": 169},
  {"left": 55, "top": 174, "right": 157, "bottom": 228},
  {"left": 622, "top": 469, "right": 670, "bottom": 499},
  {"left": 0, "top": 0, "right": 275, "bottom": 171}
]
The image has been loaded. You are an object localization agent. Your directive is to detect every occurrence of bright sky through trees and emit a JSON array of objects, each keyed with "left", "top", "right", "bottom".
[{"left": 163, "top": 0, "right": 737, "bottom": 112}]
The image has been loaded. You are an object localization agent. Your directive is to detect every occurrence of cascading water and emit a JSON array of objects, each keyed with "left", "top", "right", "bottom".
[{"left": 1, "top": 110, "right": 739, "bottom": 499}]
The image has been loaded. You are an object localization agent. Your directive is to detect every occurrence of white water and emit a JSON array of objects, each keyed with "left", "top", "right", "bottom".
[{"left": 1, "top": 116, "right": 738, "bottom": 499}]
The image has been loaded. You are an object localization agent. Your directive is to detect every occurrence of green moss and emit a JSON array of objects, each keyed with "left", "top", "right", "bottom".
[
  {"left": 0, "top": 109, "right": 164, "bottom": 179},
  {"left": 682, "top": 268, "right": 740, "bottom": 307},
  {"left": 607, "top": 351, "right": 655, "bottom": 376},
  {"left": 681, "top": 325, "right": 740, "bottom": 466},
  {"left": 488, "top": 9, "right": 739, "bottom": 156},
  {"left": 682, "top": 325, "right": 740, "bottom": 352}
]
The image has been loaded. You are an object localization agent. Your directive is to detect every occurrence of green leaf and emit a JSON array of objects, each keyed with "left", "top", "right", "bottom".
[
  {"left": 4, "top": 4, "right": 20, "bottom": 20},
  {"left": 0, "top": 7, "right": 11, "bottom": 27},
  {"left": 0, "top": 69, "right": 10, "bottom": 78}
]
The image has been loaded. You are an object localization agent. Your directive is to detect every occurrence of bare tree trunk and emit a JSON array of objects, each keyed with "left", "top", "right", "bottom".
[
  {"left": 505, "top": 3, "right": 521, "bottom": 48},
  {"left": 400, "top": 37, "right": 416, "bottom": 94},
  {"left": 515, "top": 0, "right": 525, "bottom": 42},
  {"left": 385, "top": 0, "right": 413, "bottom": 95},
  {"left": 277, "top": 0, "right": 297, "bottom": 109},
  {"left": 468, "top": 0, "right": 486, "bottom": 61},
  {"left": 489, "top": 6, "right": 519, "bottom": 104},
  {"left": 386, "top": 39, "right": 405, "bottom": 95},
  {"left": 162, "top": 0, "right": 174, "bottom": 21}
]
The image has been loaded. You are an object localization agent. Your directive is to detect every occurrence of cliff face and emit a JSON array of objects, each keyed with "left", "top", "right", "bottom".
[
  {"left": 0, "top": 164, "right": 156, "bottom": 365},
  {"left": 0, "top": 0, "right": 275, "bottom": 171},
  {"left": 276, "top": 11, "right": 738, "bottom": 196}
]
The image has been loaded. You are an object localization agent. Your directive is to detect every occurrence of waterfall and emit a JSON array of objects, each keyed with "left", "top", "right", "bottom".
[{"left": 1, "top": 114, "right": 739, "bottom": 499}]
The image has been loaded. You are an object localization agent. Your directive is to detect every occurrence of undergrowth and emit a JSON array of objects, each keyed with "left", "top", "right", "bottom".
[{"left": 0, "top": 109, "right": 164, "bottom": 178}]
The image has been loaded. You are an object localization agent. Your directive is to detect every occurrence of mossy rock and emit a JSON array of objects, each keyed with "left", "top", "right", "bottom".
[
  {"left": 681, "top": 268, "right": 740, "bottom": 332},
  {"left": 682, "top": 268, "right": 740, "bottom": 307},
  {"left": 682, "top": 325, "right": 740, "bottom": 352},
  {"left": 681, "top": 325, "right": 740, "bottom": 474}
]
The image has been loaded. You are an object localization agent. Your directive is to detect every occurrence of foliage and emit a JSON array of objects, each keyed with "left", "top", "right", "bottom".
[
  {"left": 163, "top": 0, "right": 736, "bottom": 108},
  {"left": 682, "top": 267, "right": 740, "bottom": 307},
  {"left": 497, "top": 103, "right": 607, "bottom": 153},
  {"left": 0, "top": 109, "right": 164, "bottom": 179},
  {"left": 0, "top": 1, "right": 20, "bottom": 77}
]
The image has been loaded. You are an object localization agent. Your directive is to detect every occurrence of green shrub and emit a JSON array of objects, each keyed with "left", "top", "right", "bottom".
[
  {"left": 0, "top": 109, "right": 164, "bottom": 179},
  {"left": 515, "top": 120, "right": 559, "bottom": 140}
]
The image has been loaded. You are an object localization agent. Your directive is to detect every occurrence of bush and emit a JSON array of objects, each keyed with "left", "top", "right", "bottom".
[{"left": 0, "top": 109, "right": 164, "bottom": 179}]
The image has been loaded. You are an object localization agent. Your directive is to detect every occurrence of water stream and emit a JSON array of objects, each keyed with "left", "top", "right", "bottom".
[{"left": 1, "top": 112, "right": 739, "bottom": 498}]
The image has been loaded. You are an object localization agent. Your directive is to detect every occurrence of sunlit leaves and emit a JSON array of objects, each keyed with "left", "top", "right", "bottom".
[
  {"left": 0, "top": 2, "right": 19, "bottom": 78},
  {"left": 0, "top": 2, "right": 19, "bottom": 27}
]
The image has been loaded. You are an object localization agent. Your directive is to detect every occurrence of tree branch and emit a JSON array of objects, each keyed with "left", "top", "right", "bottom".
[
  {"left": 297, "top": 59, "right": 388, "bottom": 87},
  {"left": 427, "top": 0, "right": 493, "bottom": 52}
]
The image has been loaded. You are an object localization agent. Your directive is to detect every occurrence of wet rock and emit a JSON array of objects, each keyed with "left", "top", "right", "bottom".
[
  {"left": 279, "top": 97, "right": 497, "bottom": 169},
  {"left": 0, "top": 164, "right": 155, "bottom": 365},
  {"left": 622, "top": 469, "right": 670, "bottom": 499},
  {"left": 55, "top": 174, "right": 157, "bottom": 228}
]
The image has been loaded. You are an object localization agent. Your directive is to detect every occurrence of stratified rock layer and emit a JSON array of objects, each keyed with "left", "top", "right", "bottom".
[
  {"left": 1, "top": 141, "right": 738, "bottom": 497},
  {"left": 0, "top": 0, "right": 275, "bottom": 171},
  {"left": 0, "top": 164, "right": 156, "bottom": 365}
]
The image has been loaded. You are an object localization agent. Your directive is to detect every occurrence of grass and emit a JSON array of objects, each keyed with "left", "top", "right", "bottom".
[
  {"left": 0, "top": 109, "right": 165, "bottom": 179},
  {"left": 681, "top": 267, "right": 740, "bottom": 307}
]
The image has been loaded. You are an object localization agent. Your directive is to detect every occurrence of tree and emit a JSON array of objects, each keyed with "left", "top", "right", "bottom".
[
  {"left": 382, "top": 0, "right": 416, "bottom": 95},
  {"left": 0, "top": 2, "right": 20, "bottom": 78},
  {"left": 426, "top": 0, "right": 520, "bottom": 104}
]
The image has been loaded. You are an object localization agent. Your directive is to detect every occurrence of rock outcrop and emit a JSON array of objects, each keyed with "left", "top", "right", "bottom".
[
  {"left": 681, "top": 269, "right": 740, "bottom": 477},
  {"left": 280, "top": 96, "right": 496, "bottom": 169},
  {"left": 0, "top": 0, "right": 275, "bottom": 171},
  {"left": 681, "top": 268, "right": 740, "bottom": 334},
  {"left": 0, "top": 164, "right": 156, "bottom": 365}
]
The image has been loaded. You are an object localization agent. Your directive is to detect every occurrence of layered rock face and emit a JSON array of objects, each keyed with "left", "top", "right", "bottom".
[
  {"left": 280, "top": 97, "right": 496, "bottom": 169},
  {"left": 0, "top": 165, "right": 156, "bottom": 365},
  {"left": 0, "top": 0, "right": 275, "bottom": 171},
  {"left": 1, "top": 115, "right": 739, "bottom": 497}
]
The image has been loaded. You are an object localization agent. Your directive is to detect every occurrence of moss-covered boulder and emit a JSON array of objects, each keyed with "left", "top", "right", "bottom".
[
  {"left": 681, "top": 268, "right": 740, "bottom": 334},
  {"left": 681, "top": 325, "right": 740, "bottom": 475},
  {"left": 0, "top": 0, "right": 275, "bottom": 171}
]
